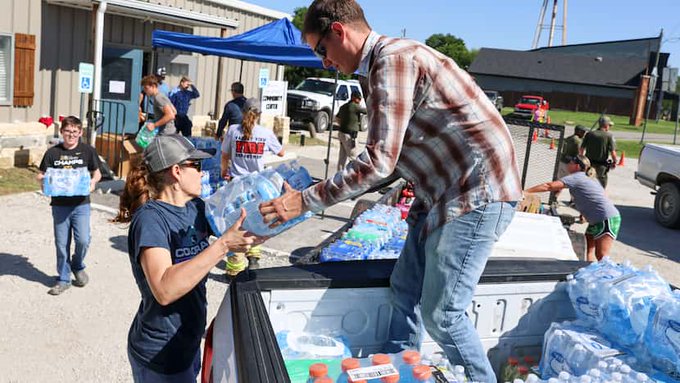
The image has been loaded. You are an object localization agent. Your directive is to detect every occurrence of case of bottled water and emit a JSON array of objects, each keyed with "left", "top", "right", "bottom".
[
  {"left": 42, "top": 167, "right": 91, "bottom": 197},
  {"left": 204, "top": 162, "right": 314, "bottom": 237},
  {"left": 644, "top": 290, "right": 680, "bottom": 378}
]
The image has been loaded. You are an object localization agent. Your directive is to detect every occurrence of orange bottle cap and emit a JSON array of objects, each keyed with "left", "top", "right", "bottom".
[
  {"left": 309, "top": 363, "right": 328, "bottom": 378},
  {"left": 413, "top": 365, "right": 432, "bottom": 380},
  {"left": 341, "top": 358, "right": 361, "bottom": 371},
  {"left": 402, "top": 350, "right": 421, "bottom": 365},
  {"left": 372, "top": 353, "right": 391, "bottom": 365},
  {"left": 381, "top": 374, "right": 400, "bottom": 383}
]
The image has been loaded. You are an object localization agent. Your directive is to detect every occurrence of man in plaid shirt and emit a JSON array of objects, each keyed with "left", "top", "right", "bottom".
[{"left": 260, "top": 1, "right": 522, "bottom": 380}]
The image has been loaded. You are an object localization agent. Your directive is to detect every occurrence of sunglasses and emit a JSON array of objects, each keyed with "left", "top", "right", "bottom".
[
  {"left": 179, "top": 160, "right": 202, "bottom": 172},
  {"left": 313, "top": 25, "right": 332, "bottom": 60}
]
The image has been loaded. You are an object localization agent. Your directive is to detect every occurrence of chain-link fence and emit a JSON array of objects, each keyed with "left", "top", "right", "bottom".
[{"left": 504, "top": 117, "right": 565, "bottom": 204}]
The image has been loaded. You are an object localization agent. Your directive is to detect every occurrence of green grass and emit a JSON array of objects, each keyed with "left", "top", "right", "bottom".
[
  {"left": 502, "top": 107, "right": 680, "bottom": 135},
  {"left": 613, "top": 140, "right": 680, "bottom": 159},
  {"left": 0, "top": 167, "right": 41, "bottom": 196}
]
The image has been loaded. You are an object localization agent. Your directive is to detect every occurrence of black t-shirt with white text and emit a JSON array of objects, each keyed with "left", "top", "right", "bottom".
[{"left": 39, "top": 142, "right": 100, "bottom": 206}]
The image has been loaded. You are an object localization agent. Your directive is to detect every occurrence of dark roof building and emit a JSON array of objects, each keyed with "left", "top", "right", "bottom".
[{"left": 469, "top": 37, "right": 666, "bottom": 116}]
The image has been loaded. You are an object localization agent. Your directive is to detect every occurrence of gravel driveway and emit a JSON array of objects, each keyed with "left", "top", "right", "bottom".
[{"left": 0, "top": 156, "right": 677, "bottom": 382}]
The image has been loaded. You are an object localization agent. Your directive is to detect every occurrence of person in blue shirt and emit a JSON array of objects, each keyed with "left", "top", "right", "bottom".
[
  {"left": 170, "top": 76, "right": 200, "bottom": 137},
  {"left": 113, "top": 135, "right": 265, "bottom": 382},
  {"left": 216, "top": 82, "right": 247, "bottom": 140},
  {"left": 156, "top": 67, "right": 170, "bottom": 96}
]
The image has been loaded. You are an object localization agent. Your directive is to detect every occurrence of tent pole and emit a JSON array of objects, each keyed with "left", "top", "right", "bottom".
[
  {"left": 214, "top": 28, "right": 227, "bottom": 124},
  {"left": 321, "top": 71, "right": 339, "bottom": 219},
  {"left": 239, "top": 60, "right": 244, "bottom": 82}
]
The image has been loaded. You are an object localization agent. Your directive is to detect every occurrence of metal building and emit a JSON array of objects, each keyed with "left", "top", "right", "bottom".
[{"left": 0, "top": 0, "right": 288, "bottom": 167}]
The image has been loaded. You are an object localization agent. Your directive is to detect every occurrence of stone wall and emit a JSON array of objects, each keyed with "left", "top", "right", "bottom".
[{"left": 0, "top": 122, "right": 52, "bottom": 169}]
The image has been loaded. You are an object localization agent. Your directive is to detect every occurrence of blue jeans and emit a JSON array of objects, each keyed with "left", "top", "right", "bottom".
[
  {"left": 385, "top": 202, "right": 515, "bottom": 382},
  {"left": 51, "top": 204, "right": 91, "bottom": 283},
  {"left": 128, "top": 349, "right": 201, "bottom": 383}
]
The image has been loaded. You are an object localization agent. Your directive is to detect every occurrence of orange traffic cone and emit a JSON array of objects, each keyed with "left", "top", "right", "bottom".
[
  {"left": 549, "top": 138, "right": 555, "bottom": 150},
  {"left": 532, "top": 130, "right": 538, "bottom": 142},
  {"left": 618, "top": 151, "right": 625, "bottom": 167}
]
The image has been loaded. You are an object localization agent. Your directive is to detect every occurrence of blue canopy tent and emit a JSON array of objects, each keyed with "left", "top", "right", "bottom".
[
  {"left": 153, "top": 18, "right": 343, "bottom": 210},
  {"left": 151, "top": 18, "right": 325, "bottom": 69}
]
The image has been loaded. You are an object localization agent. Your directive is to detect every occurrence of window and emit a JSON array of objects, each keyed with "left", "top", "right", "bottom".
[
  {"left": 0, "top": 34, "right": 12, "bottom": 105},
  {"left": 336, "top": 85, "right": 349, "bottom": 101}
]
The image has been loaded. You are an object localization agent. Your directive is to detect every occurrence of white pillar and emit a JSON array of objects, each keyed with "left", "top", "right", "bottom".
[{"left": 93, "top": 1, "right": 107, "bottom": 104}]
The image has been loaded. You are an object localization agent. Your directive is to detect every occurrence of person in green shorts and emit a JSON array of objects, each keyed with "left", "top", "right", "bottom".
[
  {"left": 580, "top": 116, "right": 618, "bottom": 189},
  {"left": 525, "top": 154, "right": 621, "bottom": 261}
]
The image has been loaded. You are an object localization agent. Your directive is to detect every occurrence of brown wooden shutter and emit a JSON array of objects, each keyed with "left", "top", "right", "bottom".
[{"left": 13, "top": 33, "right": 35, "bottom": 107}]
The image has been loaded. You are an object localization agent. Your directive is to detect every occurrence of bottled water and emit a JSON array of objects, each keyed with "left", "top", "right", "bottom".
[
  {"left": 43, "top": 167, "right": 91, "bottom": 197},
  {"left": 600, "top": 266, "right": 671, "bottom": 348},
  {"left": 135, "top": 125, "right": 158, "bottom": 148},
  {"left": 321, "top": 204, "right": 409, "bottom": 262},
  {"left": 275, "top": 160, "right": 313, "bottom": 190},
  {"left": 411, "top": 365, "right": 434, "bottom": 382},
  {"left": 204, "top": 163, "right": 314, "bottom": 236},
  {"left": 336, "top": 358, "right": 361, "bottom": 383},
  {"left": 566, "top": 258, "right": 634, "bottom": 327},
  {"left": 644, "top": 290, "right": 680, "bottom": 377},
  {"left": 275, "top": 331, "right": 351, "bottom": 360},
  {"left": 396, "top": 350, "right": 421, "bottom": 383},
  {"left": 200, "top": 171, "right": 212, "bottom": 198},
  {"left": 307, "top": 363, "right": 330, "bottom": 383}
]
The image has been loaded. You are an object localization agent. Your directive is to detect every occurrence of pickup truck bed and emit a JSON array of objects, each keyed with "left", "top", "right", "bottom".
[{"left": 207, "top": 259, "right": 588, "bottom": 383}]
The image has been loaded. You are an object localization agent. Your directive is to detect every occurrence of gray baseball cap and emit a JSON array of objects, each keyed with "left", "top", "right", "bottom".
[{"left": 143, "top": 135, "right": 212, "bottom": 172}]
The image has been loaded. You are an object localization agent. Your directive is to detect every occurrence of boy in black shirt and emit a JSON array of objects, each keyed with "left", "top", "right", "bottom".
[{"left": 38, "top": 116, "right": 101, "bottom": 295}]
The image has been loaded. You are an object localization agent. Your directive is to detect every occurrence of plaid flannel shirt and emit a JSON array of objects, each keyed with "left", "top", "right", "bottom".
[{"left": 302, "top": 32, "right": 522, "bottom": 237}]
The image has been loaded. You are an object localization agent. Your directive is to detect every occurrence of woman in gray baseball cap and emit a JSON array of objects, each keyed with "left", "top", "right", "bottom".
[{"left": 113, "top": 135, "right": 265, "bottom": 381}]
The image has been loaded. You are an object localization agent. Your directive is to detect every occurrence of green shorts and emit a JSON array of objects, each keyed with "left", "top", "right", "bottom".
[{"left": 586, "top": 215, "right": 621, "bottom": 239}]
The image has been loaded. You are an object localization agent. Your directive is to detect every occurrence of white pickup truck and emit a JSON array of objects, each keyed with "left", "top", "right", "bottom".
[{"left": 635, "top": 143, "right": 680, "bottom": 228}]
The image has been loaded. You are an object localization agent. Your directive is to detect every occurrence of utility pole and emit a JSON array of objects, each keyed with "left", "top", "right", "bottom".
[
  {"left": 532, "top": 0, "right": 548, "bottom": 49},
  {"left": 641, "top": 29, "right": 663, "bottom": 144},
  {"left": 401, "top": 28, "right": 406, "bottom": 38}
]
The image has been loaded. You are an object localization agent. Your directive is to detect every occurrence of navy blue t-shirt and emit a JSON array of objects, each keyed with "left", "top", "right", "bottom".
[{"left": 127, "top": 198, "right": 213, "bottom": 374}]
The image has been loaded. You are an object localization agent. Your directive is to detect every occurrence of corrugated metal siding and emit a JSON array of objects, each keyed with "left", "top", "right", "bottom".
[
  {"left": 0, "top": 0, "right": 42, "bottom": 125},
  {"left": 1, "top": 0, "right": 283, "bottom": 125}
]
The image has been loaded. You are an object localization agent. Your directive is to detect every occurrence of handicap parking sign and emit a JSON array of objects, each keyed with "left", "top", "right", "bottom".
[
  {"left": 78, "top": 63, "right": 94, "bottom": 94},
  {"left": 258, "top": 68, "right": 269, "bottom": 88}
]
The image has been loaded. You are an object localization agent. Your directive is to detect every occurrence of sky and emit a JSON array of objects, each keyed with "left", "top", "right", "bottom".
[{"left": 247, "top": 0, "right": 680, "bottom": 69}]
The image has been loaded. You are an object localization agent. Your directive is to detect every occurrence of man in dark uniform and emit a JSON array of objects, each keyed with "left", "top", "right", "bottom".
[
  {"left": 557, "top": 125, "right": 586, "bottom": 179},
  {"left": 580, "top": 116, "right": 618, "bottom": 188},
  {"left": 335, "top": 90, "right": 366, "bottom": 171}
]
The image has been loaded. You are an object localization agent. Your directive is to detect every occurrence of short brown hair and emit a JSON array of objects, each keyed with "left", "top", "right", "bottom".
[
  {"left": 302, "top": 0, "right": 370, "bottom": 42},
  {"left": 60, "top": 116, "right": 82, "bottom": 131},
  {"left": 141, "top": 75, "right": 158, "bottom": 87}
]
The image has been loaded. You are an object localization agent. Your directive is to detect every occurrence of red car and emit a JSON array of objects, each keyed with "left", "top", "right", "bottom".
[{"left": 513, "top": 95, "right": 549, "bottom": 120}]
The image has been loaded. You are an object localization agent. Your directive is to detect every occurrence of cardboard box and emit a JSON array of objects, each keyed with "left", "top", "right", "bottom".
[{"left": 120, "top": 138, "right": 142, "bottom": 179}]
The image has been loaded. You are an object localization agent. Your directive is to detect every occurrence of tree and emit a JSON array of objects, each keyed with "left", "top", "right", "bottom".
[
  {"left": 284, "top": 6, "right": 341, "bottom": 87},
  {"left": 425, "top": 33, "right": 477, "bottom": 70}
]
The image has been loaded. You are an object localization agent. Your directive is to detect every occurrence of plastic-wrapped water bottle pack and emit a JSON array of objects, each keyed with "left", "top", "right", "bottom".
[
  {"left": 320, "top": 204, "right": 408, "bottom": 263},
  {"left": 537, "top": 259, "right": 680, "bottom": 382},
  {"left": 203, "top": 160, "right": 314, "bottom": 237},
  {"left": 42, "top": 167, "right": 91, "bottom": 197}
]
